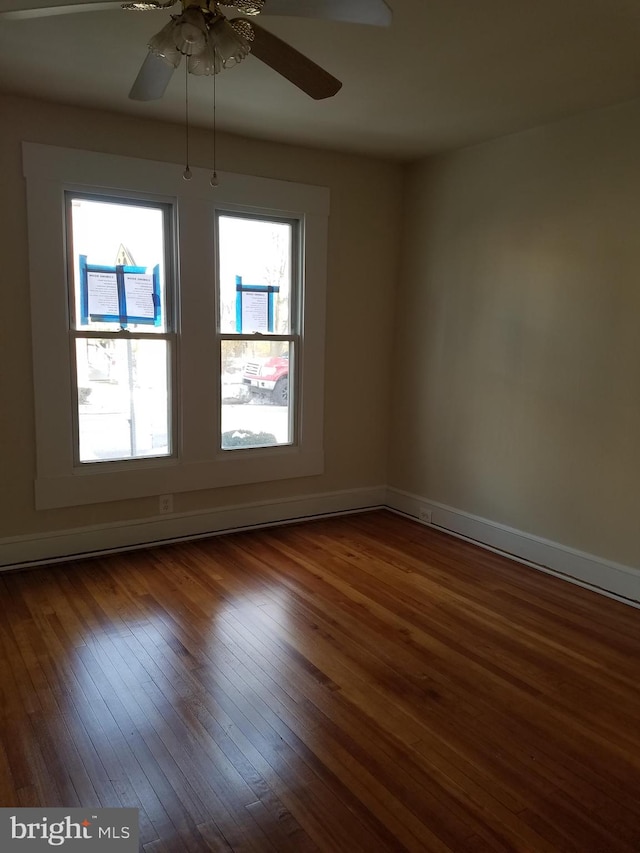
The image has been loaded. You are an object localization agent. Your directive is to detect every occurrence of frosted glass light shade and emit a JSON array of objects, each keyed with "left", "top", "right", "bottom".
[
  {"left": 149, "top": 8, "right": 209, "bottom": 66},
  {"left": 172, "top": 8, "right": 208, "bottom": 56},
  {"left": 209, "top": 16, "right": 250, "bottom": 67},
  {"left": 148, "top": 19, "right": 183, "bottom": 67},
  {"left": 188, "top": 38, "right": 223, "bottom": 75}
]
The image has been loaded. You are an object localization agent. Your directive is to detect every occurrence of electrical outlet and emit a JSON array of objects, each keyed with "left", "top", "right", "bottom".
[
  {"left": 418, "top": 506, "right": 432, "bottom": 525},
  {"left": 159, "top": 494, "right": 173, "bottom": 514}
]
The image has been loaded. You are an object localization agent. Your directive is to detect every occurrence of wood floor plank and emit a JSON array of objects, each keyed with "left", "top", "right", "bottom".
[{"left": 1, "top": 511, "right": 639, "bottom": 851}]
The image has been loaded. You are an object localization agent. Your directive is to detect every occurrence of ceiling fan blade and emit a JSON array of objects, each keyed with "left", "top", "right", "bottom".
[
  {"left": 0, "top": 1, "right": 122, "bottom": 20},
  {"left": 259, "top": 0, "right": 392, "bottom": 27},
  {"left": 244, "top": 20, "right": 341, "bottom": 100},
  {"left": 129, "top": 51, "right": 176, "bottom": 101}
]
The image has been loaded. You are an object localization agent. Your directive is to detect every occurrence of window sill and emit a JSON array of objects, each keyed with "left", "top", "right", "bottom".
[{"left": 35, "top": 447, "right": 324, "bottom": 509}]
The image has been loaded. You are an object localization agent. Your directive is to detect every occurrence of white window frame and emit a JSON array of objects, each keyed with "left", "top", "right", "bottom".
[{"left": 23, "top": 142, "right": 328, "bottom": 510}]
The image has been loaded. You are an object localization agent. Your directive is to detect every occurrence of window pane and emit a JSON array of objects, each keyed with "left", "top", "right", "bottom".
[
  {"left": 221, "top": 340, "right": 292, "bottom": 449},
  {"left": 76, "top": 338, "right": 170, "bottom": 462},
  {"left": 69, "top": 196, "right": 168, "bottom": 333},
  {"left": 218, "top": 215, "right": 292, "bottom": 334}
]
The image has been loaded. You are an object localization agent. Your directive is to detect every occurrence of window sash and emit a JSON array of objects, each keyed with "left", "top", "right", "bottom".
[
  {"left": 214, "top": 209, "right": 301, "bottom": 338},
  {"left": 65, "top": 191, "right": 176, "bottom": 334},
  {"left": 215, "top": 210, "right": 301, "bottom": 452},
  {"left": 218, "top": 334, "right": 298, "bottom": 450},
  {"left": 70, "top": 331, "right": 178, "bottom": 466},
  {"left": 65, "top": 191, "right": 177, "bottom": 466}
]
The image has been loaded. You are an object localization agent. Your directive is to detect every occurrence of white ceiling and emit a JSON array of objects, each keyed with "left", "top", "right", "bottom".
[{"left": 2, "top": 0, "right": 640, "bottom": 159}]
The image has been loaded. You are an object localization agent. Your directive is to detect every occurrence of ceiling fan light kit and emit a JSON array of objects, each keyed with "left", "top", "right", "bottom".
[{"left": 148, "top": 3, "right": 251, "bottom": 74}]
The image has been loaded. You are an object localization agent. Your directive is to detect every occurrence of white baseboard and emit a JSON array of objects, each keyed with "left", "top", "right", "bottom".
[
  {"left": 0, "top": 486, "right": 386, "bottom": 571},
  {"left": 3, "top": 484, "right": 638, "bottom": 610},
  {"left": 386, "top": 487, "right": 640, "bottom": 608}
]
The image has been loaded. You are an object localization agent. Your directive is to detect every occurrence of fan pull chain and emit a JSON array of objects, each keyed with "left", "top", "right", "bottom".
[
  {"left": 210, "top": 59, "right": 218, "bottom": 188},
  {"left": 183, "top": 61, "right": 192, "bottom": 181}
]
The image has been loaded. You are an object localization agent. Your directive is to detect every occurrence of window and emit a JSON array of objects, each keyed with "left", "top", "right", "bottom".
[
  {"left": 24, "top": 143, "right": 328, "bottom": 509},
  {"left": 217, "top": 213, "right": 297, "bottom": 450},
  {"left": 67, "top": 195, "right": 175, "bottom": 463}
]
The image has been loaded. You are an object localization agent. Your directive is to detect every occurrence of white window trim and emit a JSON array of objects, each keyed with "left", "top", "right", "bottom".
[{"left": 23, "top": 142, "right": 328, "bottom": 510}]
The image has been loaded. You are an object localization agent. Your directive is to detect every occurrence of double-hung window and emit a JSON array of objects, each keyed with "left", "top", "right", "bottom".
[
  {"left": 24, "top": 143, "right": 328, "bottom": 509},
  {"left": 67, "top": 194, "right": 175, "bottom": 464},
  {"left": 217, "top": 211, "right": 298, "bottom": 450}
]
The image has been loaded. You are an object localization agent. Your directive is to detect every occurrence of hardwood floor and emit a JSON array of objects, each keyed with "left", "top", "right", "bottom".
[{"left": 1, "top": 510, "right": 639, "bottom": 852}]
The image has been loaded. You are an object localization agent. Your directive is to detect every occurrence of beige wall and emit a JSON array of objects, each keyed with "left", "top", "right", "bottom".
[
  {"left": 5, "top": 89, "right": 639, "bottom": 571},
  {"left": 390, "top": 99, "right": 640, "bottom": 568},
  {"left": 0, "top": 93, "right": 402, "bottom": 539}
]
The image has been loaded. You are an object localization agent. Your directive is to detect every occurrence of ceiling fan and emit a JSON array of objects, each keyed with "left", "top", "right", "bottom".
[{"left": 1, "top": 0, "right": 393, "bottom": 102}]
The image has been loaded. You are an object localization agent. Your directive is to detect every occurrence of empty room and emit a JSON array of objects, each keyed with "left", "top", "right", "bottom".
[{"left": 1, "top": 0, "right": 639, "bottom": 850}]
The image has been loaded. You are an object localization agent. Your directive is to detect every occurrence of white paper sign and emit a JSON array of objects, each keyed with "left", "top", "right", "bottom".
[
  {"left": 124, "top": 272, "right": 155, "bottom": 320},
  {"left": 87, "top": 271, "right": 119, "bottom": 317},
  {"left": 241, "top": 290, "right": 269, "bottom": 333}
]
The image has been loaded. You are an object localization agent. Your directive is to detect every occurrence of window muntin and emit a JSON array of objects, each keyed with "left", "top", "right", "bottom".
[
  {"left": 217, "top": 212, "right": 298, "bottom": 451},
  {"left": 66, "top": 193, "right": 175, "bottom": 464}
]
